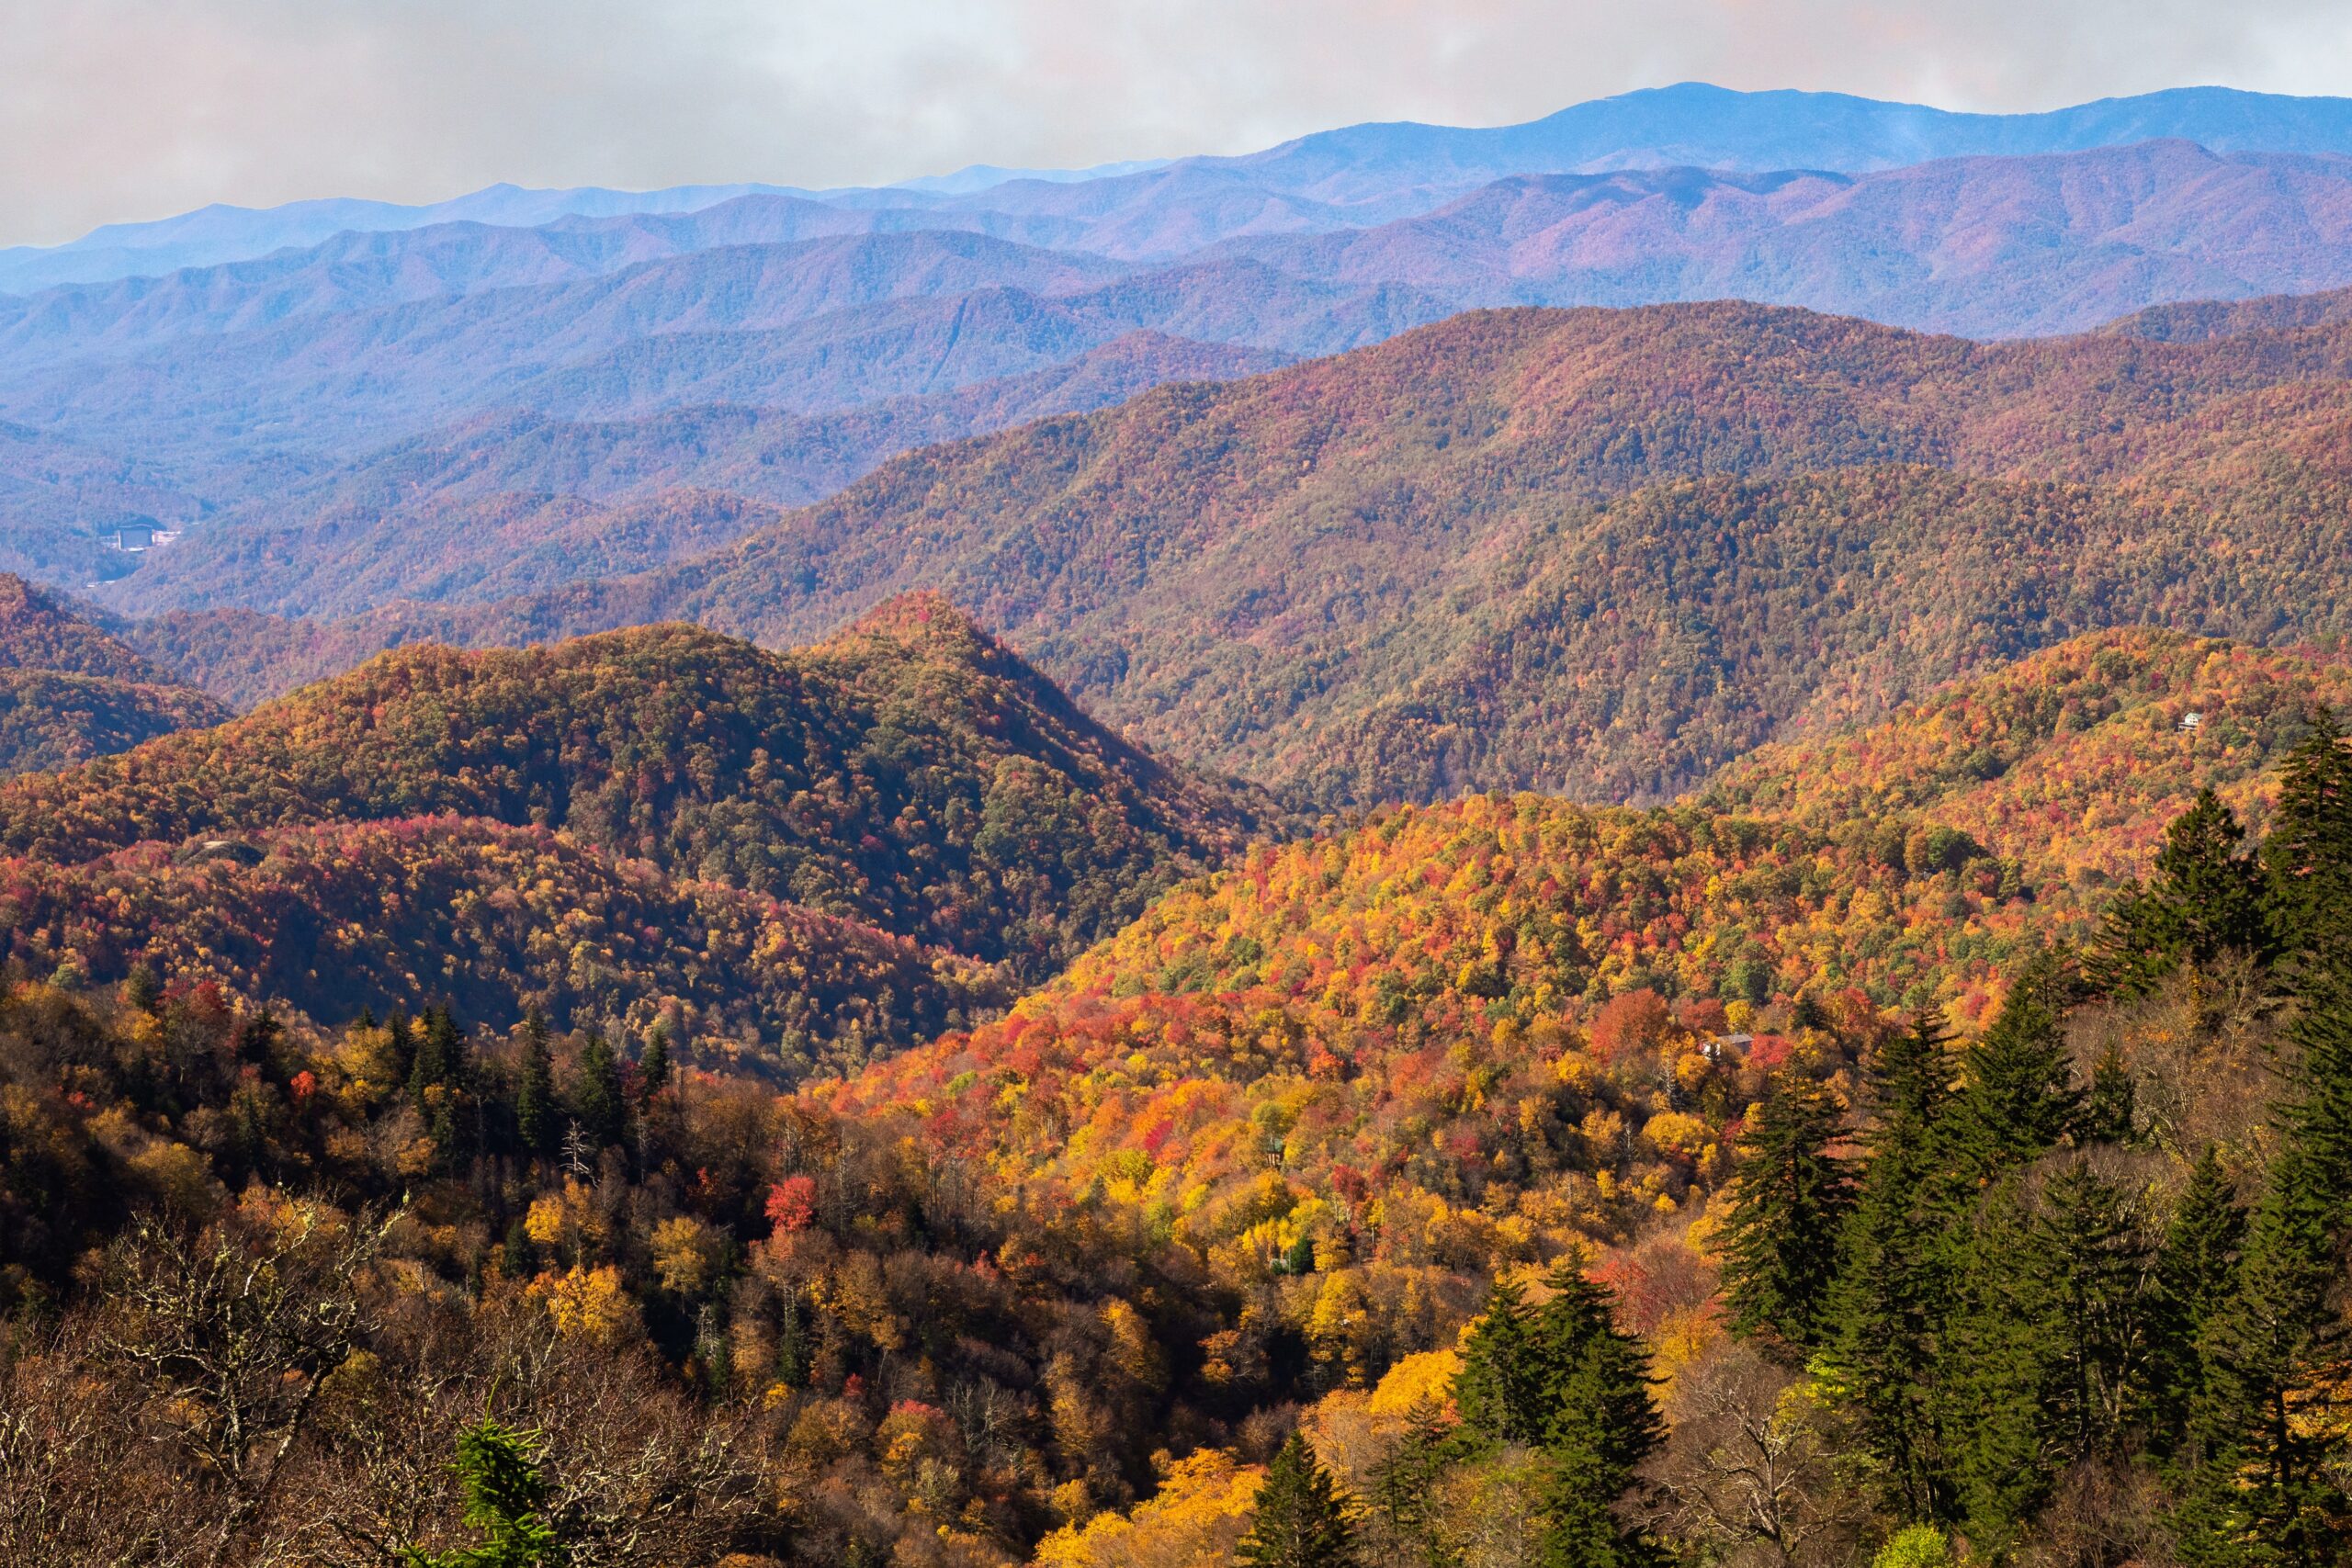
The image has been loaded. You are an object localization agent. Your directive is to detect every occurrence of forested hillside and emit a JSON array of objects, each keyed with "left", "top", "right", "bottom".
[
  {"left": 144, "top": 299, "right": 2352, "bottom": 804},
  {"left": 0, "top": 599, "right": 1261, "bottom": 1056},
  {"left": 4, "top": 654, "right": 2346, "bottom": 1567},
  {"left": 0, "top": 572, "right": 228, "bottom": 774}
]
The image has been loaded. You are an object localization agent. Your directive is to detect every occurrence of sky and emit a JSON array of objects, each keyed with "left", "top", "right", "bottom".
[{"left": 6, "top": 0, "right": 2352, "bottom": 247}]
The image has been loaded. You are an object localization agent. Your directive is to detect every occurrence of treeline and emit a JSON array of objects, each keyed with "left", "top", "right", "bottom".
[
  {"left": 1698, "top": 715, "right": 2352, "bottom": 1561},
  {"left": 0, "top": 604, "right": 1261, "bottom": 987}
]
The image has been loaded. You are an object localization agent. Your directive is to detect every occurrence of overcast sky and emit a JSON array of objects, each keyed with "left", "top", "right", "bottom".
[{"left": 6, "top": 0, "right": 2352, "bottom": 247}]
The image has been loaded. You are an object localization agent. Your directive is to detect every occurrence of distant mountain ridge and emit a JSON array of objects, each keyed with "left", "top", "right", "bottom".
[
  {"left": 16, "top": 84, "right": 2352, "bottom": 621},
  {"left": 13, "top": 83, "right": 2352, "bottom": 293}
]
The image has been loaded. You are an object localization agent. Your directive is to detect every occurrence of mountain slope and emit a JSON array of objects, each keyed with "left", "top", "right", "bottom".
[
  {"left": 1227, "top": 141, "right": 2352, "bottom": 336},
  {"left": 0, "top": 599, "right": 1261, "bottom": 976},
  {"left": 0, "top": 573, "right": 228, "bottom": 773},
  {"left": 1698, "top": 626, "right": 2352, "bottom": 881},
  {"left": 254, "top": 299, "right": 2352, "bottom": 803}
]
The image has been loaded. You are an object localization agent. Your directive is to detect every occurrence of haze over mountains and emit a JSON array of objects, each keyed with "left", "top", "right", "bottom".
[{"left": 6, "top": 82, "right": 2352, "bottom": 625}]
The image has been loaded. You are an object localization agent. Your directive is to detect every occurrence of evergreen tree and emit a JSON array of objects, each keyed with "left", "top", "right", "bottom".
[
  {"left": 2089, "top": 791, "right": 2270, "bottom": 996},
  {"left": 1458, "top": 1256, "right": 1663, "bottom": 1566},
  {"left": 409, "top": 1006, "right": 469, "bottom": 1106},
  {"left": 1941, "top": 959, "right": 2082, "bottom": 1187},
  {"left": 2262, "top": 708, "right": 2352, "bottom": 991},
  {"left": 1525, "top": 1256, "right": 1665, "bottom": 1486},
  {"left": 570, "top": 1032, "right": 627, "bottom": 1149},
  {"left": 2077, "top": 1043, "right": 2140, "bottom": 1146},
  {"left": 514, "top": 1012, "right": 558, "bottom": 1160},
  {"left": 1457, "top": 1274, "right": 1546, "bottom": 1445},
  {"left": 1237, "top": 1435, "right": 1360, "bottom": 1568},
  {"left": 639, "top": 1025, "right": 672, "bottom": 1100},
  {"left": 402, "top": 1417, "right": 568, "bottom": 1567},
  {"left": 1816, "top": 1010, "right": 1962, "bottom": 1522},
  {"left": 2147, "top": 1148, "right": 2243, "bottom": 1447},
  {"left": 2178, "top": 979, "right": 2352, "bottom": 1566},
  {"left": 1367, "top": 1398, "right": 1455, "bottom": 1568},
  {"left": 1717, "top": 1072, "right": 1856, "bottom": 1353},
  {"left": 1939, "top": 1161, "right": 2154, "bottom": 1552},
  {"left": 386, "top": 1009, "right": 417, "bottom": 1087}
]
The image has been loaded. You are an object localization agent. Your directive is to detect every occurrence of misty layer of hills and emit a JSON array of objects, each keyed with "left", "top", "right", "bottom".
[{"left": 8, "top": 80, "right": 2352, "bottom": 622}]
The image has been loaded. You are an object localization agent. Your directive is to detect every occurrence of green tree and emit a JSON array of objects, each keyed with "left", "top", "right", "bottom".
[
  {"left": 409, "top": 1006, "right": 469, "bottom": 1106},
  {"left": 2262, "top": 708, "right": 2352, "bottom": 991},
  {"left": 1458, "top": 1257, "right": 1663, "bottom": 1567},
  {"left": 2177, "top": 980, "right": 2352, "bottom": 1566},
  {"left": 638, "top": 1025, "right": 672, "bottom": 1100},
  {"left": 2148, "top": 1149, "right": 2244, "bottom": 1449},
  {"left": 570, "top": 1033, "right": 626, "bottom": 1149},
  {"left": 1457, "top": 1274, "right": 1546, "bottom": 1445},
  {"left": 514, "top": 1012, "right": 557, "bottom": 1160},
  {"left": 1238, "top": 1434, "right": 1360, "bottom": 1568},
  {"left": 1940, "top": 960, "right": 2081, "bottom": 1186},
  {"left": 1717, "top": 1073, "right": 1856, "bottom": 1353},
  {"left": 1816, "top": 1010, "right": 1962, "bottom": 1522},
  {"left": 1367, "top": 1397, "right": 1456, "bottom": 1568},
  {"left": 2090, "top": 790, "right": 2271, "bottom": 996},
  {"left": 402, "top": 1417, "right": 567, "bottom": 1568}
]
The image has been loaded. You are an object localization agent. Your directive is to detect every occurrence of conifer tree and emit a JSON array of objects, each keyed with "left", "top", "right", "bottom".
[
  {"left": 2177, "top": 981, "right": 2352, "bottom": 1566},
  {"left": 1238, "top": 1435, "right": 1360, "bottom": 1568},
  {"left": 1457, "top": 1256, "right": 1664, "bottom": 1566},
  {"left": 409, "top": 1006, "right": 469, "bottom": 1106},
  {"left": 2147, "top": 1148, "right": 2243, "bottom": 1447},
  {"left": 1941, "top": 959, "right": 2082, "bottom": 1186},
  {"left": 569, "top": 1033, "right": 627, "bottom": 1150},
  {"left": 2089, "top": 790, "right": 2270, "bottom": 996},
  {"left": 2262, "top": 707, "right": 2352, "bottom": 991},
  {"left": 1817, "top": 1010, "right": 1962, "bottom": 1522},
  {"left": 514, "top": 1012, "right": 558, "bottom": 1160},
  {"left": 387, "top": 1009, "right": 417, "bottom": 1087},
  {"left": 1367, "top": 1397, "right": 1455, "bottom": 1568},
  {"left": 639, "top": 1026, "right": 672, "bottom": 1100},
  {"left": 402, "top": 1417, "right": 568, "bottom": 1567},
  {"left": 1526, "top": 1256, "right": 1666, "bottom": 1487},
  {"left": 1717, "top": 1073, "right": 1855, "bottom": 1353},
  {"left": 1457, "top": 1274, "right": 1545, "bottom": 1445}
]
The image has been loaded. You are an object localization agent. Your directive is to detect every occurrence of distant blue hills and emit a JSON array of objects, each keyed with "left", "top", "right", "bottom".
[{"left": 9, "top": 83, "right": 2352, "bottom": 294}]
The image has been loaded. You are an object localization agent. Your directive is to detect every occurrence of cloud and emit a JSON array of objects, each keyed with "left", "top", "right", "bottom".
[{"left": 4, "top": 0, "right": 2350, "bottom": 246}]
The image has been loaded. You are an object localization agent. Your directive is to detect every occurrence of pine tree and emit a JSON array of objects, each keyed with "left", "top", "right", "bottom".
[
  {"left": 2262, "top": 707, "right": 2352, "bottom": 992},
  {"left": 1939, "top": 1161, "right": 2154, "bottom": 1553},
  {"left": 2177, "top": 978, "right": 2352, "bottom": 1566},
  {"left": 1367, "top": 1397, "right": 1455, "bottom": 1568},
  {"left": 1816, "top": 1010, "right": 1962, "bottom": 1522},
  {"left": 1717, "top": 1073, "right": 1856, "bottom": 1353},
  {"left": 402, "top": 1417, "right": 568, "bottom": 1567},
  {"left": 387, "top": 1009, "right": 417, "bottom": 1087},
  {"left": 2089, "top": 791, "right": 2270, "bottom": 996},
  {"left": 514, "top": 1012, "right": 557, "bottom": 1160},
  {"left": 409, "top": 1005, "right": 469, "bottom": 1106},
  {"left": 1457, "top": 1274, "right": 1546, "bottom": 1446},
  {"left": 639, "top": 1026, "right": 672, "bottom": 1100},
  {"left": 2147, "top": 1148, "right": 2243, "bottom": 1448},
  {"left": 570, "top": 1033, "right": 626, "bottom": 1149},
  {"left": 1525, "top": 1256, "right": 1665, "bottom": 1486},
  {"left": 2077, "top": 1044, "right": 2139, "bottom": 1146},
  {"left": 1941, "top": 959, "right": 2082, "bottom": 1187},
  {"left": 1237, "top": 1435, "right": 1360, "bottom": 1568}
]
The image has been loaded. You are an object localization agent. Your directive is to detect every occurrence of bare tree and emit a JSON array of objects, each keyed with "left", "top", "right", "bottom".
[
  {"left": 1648, "top": 1343, "right": 1869, "bottom": 1568},
  {"left": 92, "top": 1201, "right": 389, "bottom": 1568}
]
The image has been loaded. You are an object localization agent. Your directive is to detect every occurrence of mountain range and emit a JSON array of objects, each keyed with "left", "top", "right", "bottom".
[
  {"left": 101, "top": 293, "right": 2352, "bottom": 807},
  {"left": 11, "top": 85, "right": 2352, "bottom": 617}
]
